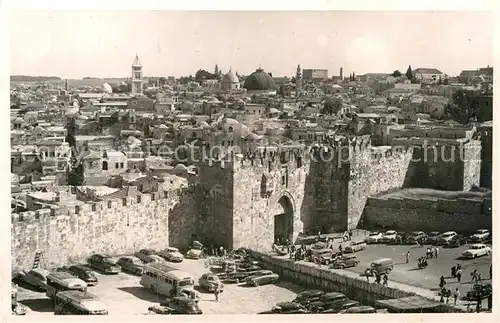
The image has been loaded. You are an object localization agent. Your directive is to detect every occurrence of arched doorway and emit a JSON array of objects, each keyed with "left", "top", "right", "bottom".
[{"left": 274, "top": 195, "right": 294, "bottom": 244}]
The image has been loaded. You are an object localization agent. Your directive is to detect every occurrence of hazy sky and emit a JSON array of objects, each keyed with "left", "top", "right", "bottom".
[{"left": 10, "top": 11, "right": 494, "bottom": 78}]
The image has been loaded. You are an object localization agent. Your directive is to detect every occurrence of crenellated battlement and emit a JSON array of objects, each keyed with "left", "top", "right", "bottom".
[{"left": 11, "top": 184, "right": 196, "bottom": 224}]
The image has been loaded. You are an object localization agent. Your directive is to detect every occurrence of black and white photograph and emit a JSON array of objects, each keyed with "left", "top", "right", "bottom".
[{"left": 6, "top": 2, "right": 496, "bottom": 318}]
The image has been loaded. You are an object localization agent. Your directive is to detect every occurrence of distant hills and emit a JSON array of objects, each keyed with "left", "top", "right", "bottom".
[{"left": 11, "top": 75, "right": 62, "bottom": 82}]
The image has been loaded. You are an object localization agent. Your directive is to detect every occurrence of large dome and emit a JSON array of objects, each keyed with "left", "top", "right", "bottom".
[
  {"left": 223, "top": 70, "right": 239, "bottom": 84},
  {"left": 243, "top": 68, "right": 276, "bottom": 91},
  {"left": 102, "top": 83, "right": 113, "bottom": 93}
]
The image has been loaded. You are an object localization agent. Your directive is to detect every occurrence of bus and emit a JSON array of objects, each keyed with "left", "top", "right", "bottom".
[
  {"left": 140, "top": 262, "right": 197, "bottom": 298},
  {"left": 46, "top": 271, "right": 88, "bottom": 300},
  {"left": 54, "top": 290, "right": 108, "bottom": 315}
]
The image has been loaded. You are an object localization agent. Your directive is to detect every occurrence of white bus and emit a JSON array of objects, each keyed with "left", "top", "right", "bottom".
[
  {"left": 46, "top": 271, "right": 88, "bottom": 300},
  {"left": 54, "top": 290, "right": 108, "bottom": 315},
  {"left": 140, "top": 262, "right": 197, "bottom": 298}
]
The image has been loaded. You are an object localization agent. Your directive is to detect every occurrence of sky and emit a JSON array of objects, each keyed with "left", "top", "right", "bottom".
[{"left": 9, "top": 11, "right": 494, "bottom": 78}]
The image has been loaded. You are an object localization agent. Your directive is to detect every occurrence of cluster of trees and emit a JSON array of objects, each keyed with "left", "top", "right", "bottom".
[
  {"left": 65, "top": 117, "right": 85, "bottom": 186},
  {"left": 320, "top": 99, "right": 343, "bottom": 115},
  {"left": 444, "top": 89, "right": 480, "bottom": 125},
  {"left": 194, "top": 69, "right": 218, "bottom": 82}
]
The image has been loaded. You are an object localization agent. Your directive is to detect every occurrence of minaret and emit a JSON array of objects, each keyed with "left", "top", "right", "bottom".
[
  {"left": 295, "top": 64, "right": 302, "bottom": 97},
  {"left": 65, "top": 79, "right": 69, "bottom": 92},
  {"left": 131, "top": 53, "right": 143, "bottom": 94},
  {"left": 340, "top": 67, "right": 343, "bottom": 80}
]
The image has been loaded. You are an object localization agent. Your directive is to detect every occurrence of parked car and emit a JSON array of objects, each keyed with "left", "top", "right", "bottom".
[
  {"left": 159, "top": 247, "right": 184, "bottom": 262},
  {"left": 308, "top": 292, "right": 348, "bottom": 311},
  {"left": 368, "top": 258, "right": 394, "bottom": 275},
  {"left": 330, "top": 255, "right": 360, "bottom": 269},
  {"left": 258, "top": 302, "right": 309, "bottom": 314},
  {"left": 344, "top": 240, "right": 367, "bottom": 253},
  {"left": 406, "top": 231, "right": 427, "bottom": 244},
  {"left": 321, "top": 299, "right": 360, "bottom": 313},
  {"left": 468, "top": 229, "right": 490, "bottom": 243},
  {"left": 236, "top": 263, "right": 261, "bottom": 272},
  {"left": 117, "top": 256, "right": 144, "bottom": 275},
  {"left": 63, "top": 265, "right": 98, "bottom": 286},
  {"left": 88, "top": 254, "right": 121, "bottom": 274},
  {"left": 186, "top": 241, "right": 204, "bottom": 259},
  {"left": 365, "top": 232, "right": 383, "bottom": 244},
  {"left": 339, "top": 305, "right": 376, "bottom": 314},
  {"left": 148, "top": 305, "right": 172, "bottom": 315},
  {"left": 462, "top": 244, "right": 492, "bottom": 259},
  {"left": 387, "top": 232, "right": 407, "bottom": 245},
  {"left": 380, "top": 230, "right": 398, "bottom": 244},
  {"left": 15, "top": 268, "right": 50, "bottom": 291},
  {"left": 134, "top": 249, "right": 158, "bottom": 263},
  {"left": 446, "top": 234, "right": 468, "bottom": 248},
  {"left": 148, "top": 255, "right": 166, "bottom": 263},
  {"left": 245, "top": 270, "right": 279, "bottom": 287},
  {"left": 436, "top": 231, "right": 458, "bottom": 246},
  {"left": 425, "top": 231, "right": 441, "bottom": 244},
  {"left": 316, "top": 249, "right": 334, "bottom": 265},
  {"left": 160, "top": 296, "right": 202, "bottom": 314},
  {"left": 226, "top": 270, "right": 260, "bottom": 283},
  {"left": 466, "top": 283, "right": 492, "bottom": 301},
  {"left": 198, "top": 273, "right": 224, "bottom": 292},
  {"left": 293, "top": 290, "right": 325, "bottom": 305}
]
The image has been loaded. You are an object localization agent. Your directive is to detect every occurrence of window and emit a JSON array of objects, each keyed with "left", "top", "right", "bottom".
[
  {"left": 108, "top": 201, "right": 112, "bottom": 208},
  {"left": 120, "top": 162, "right": 124, "bottom": 168},
  {"left": 122, "top": 198, "right": 127, "bottom": 206},
  {"left": 115, "top": 163, "right": 119, "bottom": 169},
  {"left": 281, "top": 175, "right": 286, "bottom": 185},
  {"left": 228, "top": 126, "right": 233, "bottom": 133},
  {"left": 102, "top": 161, "right": 108, "bottom": 170},
  {"left": 137, "top": 195, "right": 142, "bottom": 203}
]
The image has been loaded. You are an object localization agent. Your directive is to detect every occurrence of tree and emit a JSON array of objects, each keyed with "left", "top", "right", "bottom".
[
  {"left": 443, "top": 78, "right": 450, "bottom": 85},
  {"left": 391, "top": 70, "right": 402, "bottom": 77},
  {"left": 320, "top": 99, "right": 342, "bottom": 115},
  {"left": 65, "top": 117, "right": 77, "bottom": 148},
  {"left": 444, "top": 89, "right": 480, "bottom": 125},
  {"left": 194, "top": 69, "right": 216, "bottom": 82},
  {"left": 67, "top": 162, "right": 85, "bottom": 186},
  {"left": 405, "top": 65, "right": 413, "bottom": 80}
]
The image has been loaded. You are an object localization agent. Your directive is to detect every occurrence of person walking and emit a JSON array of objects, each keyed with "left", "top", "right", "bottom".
[
  {"left": 439, "top": 276, "right": 446, "bottom": 289},
  {"left": 365, "top": 269, "right": 371, "bottom": 283},
  {"left": 214, "top": 285, "right": 220, "bottom": 302},
  {"left": 456, "top": 268, "right": 462, "bottom": 283},
  {"left": 453, "top": 288, "right": 460, "bottom": 305},
  {"left": 471, "top": 269, "right": 478, "bottom": 283},
  {"left": 383, "top": 274, "right": 388, "bottom": 286},
  {"left": 339, "top": 244, "right": 343, "bottom": 256},
  {"left": 406, "top": 250, "right": 410, "bottom": 264},
  {"left": 451, "top": 265, "right": 457, "bottom": 278},
  {"left": 435, "top": 246, "right": 439, "bottom": 258}
]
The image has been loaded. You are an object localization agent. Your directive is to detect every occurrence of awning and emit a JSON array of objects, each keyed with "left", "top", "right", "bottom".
[{"left": 376, "top": 296, "right": 441, "bottom": 312}]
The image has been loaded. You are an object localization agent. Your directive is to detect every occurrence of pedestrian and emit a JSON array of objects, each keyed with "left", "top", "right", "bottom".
[
  {"left": 451, "top": 265, "right": 456, "bottom": 278},
  {"left": 439, "top": 276, "right": 446, "bottom": 289},
  {"left": 219, "top": 246, "right": 224, "bottom": 258},
  {"left": 339, "top": 244, "right": 343, "bottom": 255},
  {"left": 214, "top": 285, "right": 220, "bottom": 302},
  {"left": 349, "top": 230, "right": 353, "bottom": 241},
  {"left": 456, "top": 268, "right": 462, "bottom": 283},
  {"left": 365, "top": 269, "right": 371, "bottom": 283},
  {"left": 383, "top": 274, "right": 388, "bottom": 286},
  {"left": 375, "top": 272, "right": 381, "bottom": 284},
  {"left": 435, "top": 246, "right": 439, "bottom": 258},
  {"left": 453, "top": 288, "right": 460, "bottom": 305},
  {"left": 471, "top": 269, "right": 478, "bottom": 283},
  {"left": 406, "top": 250, "right": 410, "bottom": 263},
  {"left": 427, "top": 247, "right": 433, "bottom": 259}
]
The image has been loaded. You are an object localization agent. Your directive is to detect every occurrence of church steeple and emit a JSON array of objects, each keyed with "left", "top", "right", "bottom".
[
  {"left": 295, "top": 64, "right": 302, "bottom": 97},
  {"left": 131, "top": 53, "right": 143, "bottom": 94}
]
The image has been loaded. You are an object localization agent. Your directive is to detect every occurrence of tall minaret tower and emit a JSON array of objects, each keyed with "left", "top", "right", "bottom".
[
  {"left": 340, "top": 67, "right": 343, "bottom": 80},
  {"left": 131, "top": 53, "right": 143, "bottom": 94},
  {"left": 295, "top": 64, "right": 302, "bottom": 97}
]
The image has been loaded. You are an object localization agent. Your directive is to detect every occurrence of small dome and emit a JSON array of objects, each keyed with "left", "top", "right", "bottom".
[
  {"left": 223, "top": 118, "right": 239, "bottom": 125},
  {"left": 198, "top": 121, "right": 210, "bottom": 128},
  {"left": 245, "top": 132, "right": 260, "bottom": 141},
  {"left": 77, "top": 115, "right": 88, "bottom": 120},
  {"left": 269, "top": 108, "right": 281, "bottom": 114},
  {"left": 14, "top": 117, "right": 24, "bottom": 123},
  {"left": 332, "top": 84, "right": 342, "bottom": 88},
  {"left": 243, "top": 68, "right": 276, "bottom": 91},
  {"left": 65, "top": 108, "right": 78, "bottom": 117},
  {"left": 102, "top": 83, "right": 113, "bottom": 93},
  {"left": 174, "top": 164, "right": 187, "bottom": 171},
  {"left": 223, "top": 70, "right": 239, "bottom": 84},
  {"left": 158, "top": 124, "right": 168, "bottom": 129}
]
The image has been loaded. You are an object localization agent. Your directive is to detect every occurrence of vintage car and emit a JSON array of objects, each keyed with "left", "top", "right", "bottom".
[
  {"left": 245, "top": 270, "right": 279, "bottom": 287},
  {"left": 425, "top": 231, "right": 441, "bottom": 244},
  {"left": 339, "top": 305, "right": 376, "bottom": 314},
  {"left": 226, "top": 270, "right": 260, "bottom": 283},
  {"left": 186, "top": 241, "right": 204, "bottom": 259},
  {"left": 293, "top": 290, "right": 325, "bottom": 305},
  {"left": 308, "top": 292, "right": 348, "bottom": 311},
  {"left": 344, "top": 240, "right": 367, "bottom": 253},
  {"left": 15, "top": 268, "right": 50, "bottom": 291},
  {"left": 379, "top": 230, "right": 398, "bottom": 244},
  {"left": 198, "top": 273, "right": 224, "bottom": 292},
  {"left": 60, "top": 265, "right": 98, "bottom": 286},
  {"left": 446, "top": 234, "right": 468, "bottom": 248},
  {"left": 258, "top": 301, "right": 309, "bottom": 314},
  {"left": 159, "top": 247, "right": 184, "bottom": 262},
  {"left": 466, "top": 283, "right": 492, "bottom": 300},
  {"left": 160, "top": 296, "right": 203, "bottom": 315},
  {"left": 88, "top": 254, "right": 121, "bottom": 274},
  {"left": 436, "top": 231, "right": 458, "bottom": 246},
  {"left": 330, "top": 255, "right": 360, "bottom": 269},
  {"left": 321, "top": 299, "right": 360, "bottom": 313},
  {"left": 134, "top": 249, "right": 158, "bottom": 263},
  {"left": 117, "top": 256, "right": 144, "bottom": 275},
  {"left": 315, "top": 249, "right": 334, "bottom": 265},
  {"left": 462, "top": 244, "right": 492, "bottom": 259},
  {"left": 365, "top": 232, "right": 383, "bottom": 244},
  {"left": 147, "top": 305, "right": 172, "bottom": 315},
  {"left": 406, "top": 231, "right": 427, "bottom": 244},
  {"left": 468, "top": 229, "right": 490, "bottom": 243}
]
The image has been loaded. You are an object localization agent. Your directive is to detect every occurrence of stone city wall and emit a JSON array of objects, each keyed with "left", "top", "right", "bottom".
[
  {"left": 361, "top": 196, "right": 492, "bottom": 233},
  {"left": 249, "top": 251, "right": 464, "bottom": 312},
  {"left": 11, "top": 185, "right": 197, "bottom": 271}
]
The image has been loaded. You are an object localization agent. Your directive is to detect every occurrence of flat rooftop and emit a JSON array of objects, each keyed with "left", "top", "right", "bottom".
[{"left": 375, "top": 188, "right": 490, "bottom": 201}]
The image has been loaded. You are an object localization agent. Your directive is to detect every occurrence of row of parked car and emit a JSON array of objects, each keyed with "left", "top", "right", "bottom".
[
  {"left": 259, "top": 290, "right": 377, "bottom": 314},
  {"left": 365, "top": 229, "right": 491, "bottom": 247}
]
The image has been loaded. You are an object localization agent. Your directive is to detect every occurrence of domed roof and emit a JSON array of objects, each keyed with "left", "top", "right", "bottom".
[
  {"left": 245, "top": 132, "right": 260, "bottom": 141},
  {"left": 102, "top": 83, "right": 113, "bottom": 93},
  {"left": 14, "top": 117, "right": 24, "bottom": 123},
  {"left": 223, "top": 70, "right": 239, "bottom": 83},
  {"left": 243, "top": 68, "right": 276, "bottom": 91},
  {"left": 158, "top": 124, "right": 168, "bottom": 129},
  {"left": 174, "top": 163, "right": 187, "bottom": 171},
  {"left": 77, "top": 115, "right": 88, "bottom": 120},
  {"left": 223, "top": 118, "right": 239, "bottom": 125},
  {"left": 198, "top": 121, "right": 210, "bottom": 128},
  {"left": 65, "top": 108, "right": 78, "bottom": 117}
]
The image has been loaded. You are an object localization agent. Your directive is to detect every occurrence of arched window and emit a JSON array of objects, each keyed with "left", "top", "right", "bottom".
[
  {"left": 102, "top": 161, "right": 108, "bottom": 170},
  {"left": 228, "top": 126, "right": 233, "bottom": 133}
]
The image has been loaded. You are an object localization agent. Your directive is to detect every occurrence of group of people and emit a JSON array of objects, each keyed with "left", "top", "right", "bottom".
[{"left": 364, "top": 268, "right": 389, "bottom": 286}]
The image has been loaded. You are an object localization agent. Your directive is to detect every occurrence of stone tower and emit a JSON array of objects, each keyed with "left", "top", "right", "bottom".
[
  {"left": 295, "top": 64, "right": 302, "bottom": 97},
  {"left": 131, "top": 54, "right": 143, "bottom": 94},
  {"left": 340, "top": 67, "right": 343, "bottom": 80}
]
